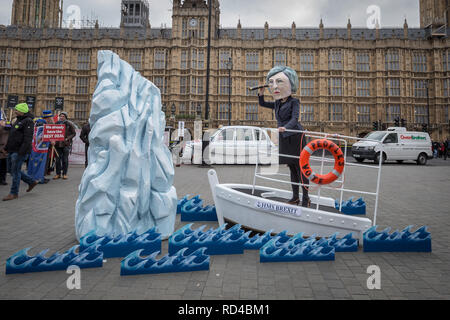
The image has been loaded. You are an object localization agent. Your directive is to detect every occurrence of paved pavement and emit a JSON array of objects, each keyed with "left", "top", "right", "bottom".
[{"left": 0, "top": 157, "right": 449, "bottom": 300}]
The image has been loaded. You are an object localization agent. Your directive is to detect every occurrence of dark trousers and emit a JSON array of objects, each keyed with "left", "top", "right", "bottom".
[
  {"left": 55, "top": 146, "right": 70, "bottom": 175},
  {"left": 287, "top": 163, "right": 309, "bottom": 204},
  {"left": 0, "top": 158, "right": 6, "bottom": 182},
  {"left": 84, "top": 144, "right": 89, "bottom": 168}
]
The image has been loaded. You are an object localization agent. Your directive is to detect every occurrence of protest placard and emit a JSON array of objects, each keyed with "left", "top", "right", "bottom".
[{"left": 43, "top": 124, "right": 66, "bottom": 142}]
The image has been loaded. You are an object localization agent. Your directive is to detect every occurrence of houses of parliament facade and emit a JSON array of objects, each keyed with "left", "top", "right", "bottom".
[{"left": 0, "top": 0, "right": 449, "bottom": 139}]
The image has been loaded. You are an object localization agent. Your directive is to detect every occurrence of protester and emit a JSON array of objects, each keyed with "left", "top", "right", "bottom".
[
  {"left": 80, "top": 122, "right": 90, "bottom": 168},
  {"left": 2, "top": 103, "right": 38, "bottom": 201},
  {"left": 42, "top": 110, "right": 56, "bottom": 176},
  {"left": 443, "top": 138, "right": 448, "bottom": 161},
  {"left": 27, "top": 114, "right": 51, "bottom": 184},
  {"left": 53, "top": 111, "right": 76, "bottom": 180},
  {"left": 0, "top": 117, "right": 9, "bottom": 185}
]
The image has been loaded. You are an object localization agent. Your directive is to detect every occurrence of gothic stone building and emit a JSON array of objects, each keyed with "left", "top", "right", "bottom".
[{"left": 0, "top": 0, "right": 449, "bottom": 139}]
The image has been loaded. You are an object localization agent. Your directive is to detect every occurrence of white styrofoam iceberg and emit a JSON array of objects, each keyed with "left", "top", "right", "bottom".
[{"left": 75, "top": 50, "right": 177, "bottom": 241}]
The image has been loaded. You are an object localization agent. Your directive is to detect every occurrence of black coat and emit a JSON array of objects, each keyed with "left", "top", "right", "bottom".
[
  {"left": 258, "top": 95, "right": 306, "bottom": 165},
  {"left": 80, "top": 123, "right": 90, "bottom": 146},
  {"left": 5, "top": 112, "right": 35, "bottom": 156},
  {"left": 258, "top": 95, "right": 303, "bottom": 138}
]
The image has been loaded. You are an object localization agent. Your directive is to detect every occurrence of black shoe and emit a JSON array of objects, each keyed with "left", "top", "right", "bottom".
[
  {"left": 301, "top": 197, "right": 311, "bottom": 208},
  {"left": 0, "top": 181, "right": 7, "bottom": 186},
  {"left": 287, "top": 197, "right": 300, "bottom": 205}
]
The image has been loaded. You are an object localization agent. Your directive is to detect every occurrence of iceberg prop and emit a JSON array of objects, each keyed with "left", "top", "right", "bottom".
[
  {"left": 79, "top": 228, "right": 161, "bottom": 258},
  {"left": 6, "top": 245, "right": 103, "bottom": 274},
  {"left": 120, "top": 248, "right": 210, "bottom": 275},
  {"left": 169, "top": 223, "right": 249, "bottom": 255},
  {"left": 260, "top": 235, "right": 335, "bottom": 263},
  {"left": 335, "top": 197, "right": 366, "bottom": 215},
  {"left": 75, "top": 50, "right": 177, "bottom": 241},
  {"left": 363, "top": 225, "right": 431, "bottom": 252}
]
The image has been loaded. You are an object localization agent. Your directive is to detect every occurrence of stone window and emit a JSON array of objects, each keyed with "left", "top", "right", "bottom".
[
  {"left": 300, "top": 104, "right": 314, "bottom": 122},
  {"left": 357, "top": 105, "right": 371, "bottom": 123}
]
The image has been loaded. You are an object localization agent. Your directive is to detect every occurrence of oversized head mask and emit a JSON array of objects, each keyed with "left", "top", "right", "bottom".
[{"left": 268, "top": 72, "right": 292, "bottom": 100}]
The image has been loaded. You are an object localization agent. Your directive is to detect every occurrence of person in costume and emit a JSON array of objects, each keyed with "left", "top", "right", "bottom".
[{"left": 258, "top": 66, "right": 310, "bottom": 207}]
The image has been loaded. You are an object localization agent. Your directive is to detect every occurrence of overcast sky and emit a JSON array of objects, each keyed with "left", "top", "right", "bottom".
[{"left": 0, "top": 0, "right": 420, "bottom": 28}]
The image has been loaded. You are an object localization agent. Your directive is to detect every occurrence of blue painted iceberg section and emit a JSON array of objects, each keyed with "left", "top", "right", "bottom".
[
  {"left": 75, "top": 50, "right": 177, "bottom": 241},
  {"left": 120, "top": 248, "right": 210, "bottom": 275},
  {"left": 335, "top": 197, "right": 366, "bottom": 215},
  {"left": 79, "top": 228, "right": 161, "bottom": 258},
  {"left": 178, "top": 195, "right": 217, "bottom": 221},
  {"left": 169, "top": 224, "right": 249, "bottom": 255},
  {"left": 363, "top": 225, "right": 432, "bottom": 252},
  {"left": 260, "top": 234, "right": 335, "bottom": 262},
  {"left": 6, "top": 245, "right": 103, "bottom": 274}
]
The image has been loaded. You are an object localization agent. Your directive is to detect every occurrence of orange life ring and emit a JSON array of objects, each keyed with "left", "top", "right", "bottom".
[{"left": 299, "top": 139, "right": 345, "bottom": 185}]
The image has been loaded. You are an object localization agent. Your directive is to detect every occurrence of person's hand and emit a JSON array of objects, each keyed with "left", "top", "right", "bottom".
[
  {"left": 258, "top": 87, "right": 265, "bottom": 96},
  {"left": 278, "top": 127, "right": 286, "bottom": 133},
  {"left": 0, "top": 120, "right": 5, "bottom": 127}
]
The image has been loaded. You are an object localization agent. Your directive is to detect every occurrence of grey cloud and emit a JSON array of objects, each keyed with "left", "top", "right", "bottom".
[{"left": 0, "top": 0, "right": 420, "bottom": 28}]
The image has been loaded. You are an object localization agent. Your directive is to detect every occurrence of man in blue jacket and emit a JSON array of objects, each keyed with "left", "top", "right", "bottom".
[{"left": 2, "top": 103, "right": 38, "bottom": 201}]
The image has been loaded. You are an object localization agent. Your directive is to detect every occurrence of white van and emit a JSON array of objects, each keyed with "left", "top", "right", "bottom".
[{"left": 351, "top": 127, "right": 433, "bottom": 165}]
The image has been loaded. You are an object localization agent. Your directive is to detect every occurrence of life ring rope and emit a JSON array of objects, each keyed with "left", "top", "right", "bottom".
[{"left": 300, "top": 139, "right": 345, "bottom": 185}]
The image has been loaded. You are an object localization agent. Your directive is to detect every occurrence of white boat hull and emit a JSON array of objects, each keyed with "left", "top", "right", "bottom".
[{"left": 208, "top": 170, "right": 372, "bottom": 243}]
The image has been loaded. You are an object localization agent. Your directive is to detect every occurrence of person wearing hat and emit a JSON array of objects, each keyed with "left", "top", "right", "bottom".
[
  {"left": 2, "top": 103, "right": 39, "bottom": 201},
  {"left": 52, "top": 111, "right": 76, "bottom": 180}
]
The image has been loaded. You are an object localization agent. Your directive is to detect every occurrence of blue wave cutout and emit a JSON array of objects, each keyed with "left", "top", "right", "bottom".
[
  {"left": 260, "top": 233, "right": 335, "bottom": 263},
  {"left": 243, "top": 230, "right": 289, "bottom": 250},
  {"left": 363, "top": 225, "right": 431, "bottom": 252},
  {"left": 325, "top": 233, "right": 359, "bottom": 252},
  {"left": 335, "top": 197, "right": 366, "bottom": 215},
  {"left": 79, "top": 228, "right": 161, "bottom": 258},
  {"left": 178, "top": 195, "right": 218, "bottom": 221},
  {"left": 120, "top": 247, "right": 210, "bottom": 275},
  {"left": 6, "top": 245, "right": 103, "bottom": 274},
  {"left": 169, "top": 223, "right": 249, "bottom": 255}
]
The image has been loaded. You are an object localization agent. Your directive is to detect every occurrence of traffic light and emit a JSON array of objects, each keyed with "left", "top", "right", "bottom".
[
  {"left": 400, "top": 118, "right": 406, "bottom": 127},
  {"left": 372, "top": 121, "right": 379, "bottom": 131},
  {"left": 422, "top": 123, "right": 428, "bottom": 132},
  {"left": 394, "top": 117, "right": 400, "bottom": 127}
]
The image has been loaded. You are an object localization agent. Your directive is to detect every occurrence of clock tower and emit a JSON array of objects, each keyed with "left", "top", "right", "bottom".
[{"left": 172, "top": 0, "right": 220, "bottom": 39}]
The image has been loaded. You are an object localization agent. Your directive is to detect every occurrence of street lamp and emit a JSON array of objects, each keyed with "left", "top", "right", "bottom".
[
  {"left": 226, "top": 56, "right": 233, "bottom": 126},
  {"left": 171, "top": 103, "right": 176, "bottom": 123},
  {"left": 425, "top": 80, "right": 431, "bottom": 133},
  {"left": 196, "top": 104, "right": 202, "bottom": 120}
]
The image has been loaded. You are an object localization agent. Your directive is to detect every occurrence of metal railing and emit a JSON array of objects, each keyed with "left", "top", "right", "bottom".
[{"left": 253, "top": 128, "right": 384, "bottom": 226}]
